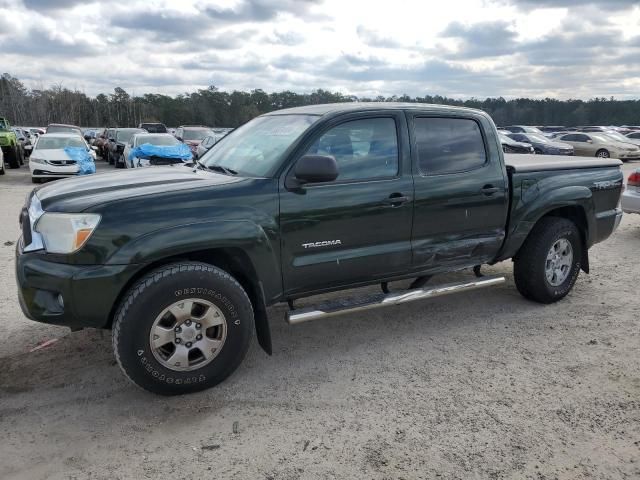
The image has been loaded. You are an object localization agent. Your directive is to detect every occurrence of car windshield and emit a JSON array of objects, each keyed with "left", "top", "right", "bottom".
[
  {"left": 604, "top": 131, "right": 633, "bottom": 142},
  {"left": 35, "top": 137, "right": 86, "bottom": 150},
  {"left": 523, "top": 126, "right": 543, "bottom": 134},
  {"left": 498, "top": 133, "right": 514, "bottom": 143},
  {"left": 116, "top": 129, "right": 145, "bottom": 143},
  {"left": 526, "top": 133, "right": 551, "bottom": 143},
  {"left": 47, "top": 125, "right": 81, "bottom": 135},
  {"left": 201, "top": 114, "right": 319, "bottom": 177},
  {"left": 182, "top": 129, "right": 212, "bottom": 141},
  {"left": 135, "top": 135, "right": 179, "bottom": 146},
  {"left": 590, "top": 134, "right": 613, "bottom": 143},
  {"left": 0, "top": 119, "right": 9, "bottom": 131}
]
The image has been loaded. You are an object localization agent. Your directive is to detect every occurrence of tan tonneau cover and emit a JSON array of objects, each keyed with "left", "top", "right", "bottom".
[{"left": 505, "top": 154, "right": 622, "bottom": 173}]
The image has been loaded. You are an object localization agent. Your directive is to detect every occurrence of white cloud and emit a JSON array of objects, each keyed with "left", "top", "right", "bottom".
[{"left": 0, "top": 0, "right": 638, "bottom": 99}]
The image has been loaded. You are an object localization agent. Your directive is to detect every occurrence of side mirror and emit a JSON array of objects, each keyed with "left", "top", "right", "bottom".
[
  {"left": 293, "top": 155, "right": 339, "bottom": 185},
  {"left": 176, "top": 137, "right": 183, "bottom": 142},
  {"left": 586, "top": 139, "right": 593, "bottom": 143},
  {"left": 109, "top": 138, "right": 115, "bottom": 142}
]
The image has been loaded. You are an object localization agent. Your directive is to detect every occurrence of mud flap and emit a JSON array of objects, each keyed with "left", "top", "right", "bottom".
[
  {"left": 581, "top": 248, "right": 589, "bottom": 274},
  {"left": 254, "top": 281, "right": 272, "bottom": 355}
]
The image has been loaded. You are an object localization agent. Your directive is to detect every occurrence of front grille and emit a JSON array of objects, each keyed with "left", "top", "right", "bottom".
[
  {"left": 19, "top": 208, "right": 32, "bottom": 247},
  {"left": 49, "top": 160, "right": 77, "bottom": 165}
]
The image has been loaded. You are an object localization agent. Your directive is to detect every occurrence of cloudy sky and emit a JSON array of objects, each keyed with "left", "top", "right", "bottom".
[{"left": 0, "top": 0, "right": 638, "bottom": 99}]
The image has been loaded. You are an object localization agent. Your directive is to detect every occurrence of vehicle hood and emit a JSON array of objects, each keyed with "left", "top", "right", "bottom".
[
  {"left": 35, "top": 166, "right": 244, "bottom": 212},
  {"left": 31, "top": 149, "right": 76, "bottom": 161},
  {"left": 607, "top": 141, "right": 640, "bottom": 150}
]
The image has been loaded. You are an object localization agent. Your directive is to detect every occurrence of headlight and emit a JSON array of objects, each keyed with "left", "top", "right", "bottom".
[
  {"left": 29, "top": 157, "right": 45, "bottom": 164},
  {"left": 34, "top": 213, "right": 101, "bottom": 253}
]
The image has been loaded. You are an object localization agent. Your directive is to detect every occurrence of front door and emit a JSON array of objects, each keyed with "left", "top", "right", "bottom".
[
  {"left": 408, "top": 114, "right": 509, "bottom": 271},
  {"left": 280, "top": 113, "right": 414, "bottom": 296}
]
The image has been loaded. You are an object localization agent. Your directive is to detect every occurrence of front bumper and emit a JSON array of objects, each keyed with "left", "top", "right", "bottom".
[{"left": 15, "top": 240, "right": 142, "bottom": 329}]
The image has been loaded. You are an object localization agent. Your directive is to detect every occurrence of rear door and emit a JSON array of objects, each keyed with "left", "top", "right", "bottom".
[
  {"left": 408, "top": 114, "right": 508, "bottom": 270},
  {"left": 279, "top": 111, "right": 414, "bottom": 296}
]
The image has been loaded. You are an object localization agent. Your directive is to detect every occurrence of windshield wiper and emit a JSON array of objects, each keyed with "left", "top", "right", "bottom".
[{"left": 203, "top": 163, "right": 238, "bottom": 176}]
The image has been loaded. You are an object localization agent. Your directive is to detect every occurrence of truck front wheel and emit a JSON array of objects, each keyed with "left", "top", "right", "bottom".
[
  {"left": 514, "top": 217, "right": 582, "bottom": 304},
  {"left": 112, "top": 262, "right": 254, "bottom": 395}
]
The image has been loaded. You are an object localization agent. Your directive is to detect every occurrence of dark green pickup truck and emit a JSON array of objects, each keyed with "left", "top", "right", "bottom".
[{"left": 16, "top": 103, "right": 624, "bottom": 395}]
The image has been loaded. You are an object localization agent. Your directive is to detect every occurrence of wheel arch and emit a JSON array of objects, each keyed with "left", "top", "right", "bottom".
[
  {"left": 107, "top": 247, "right": 273, "bottom": 355},
  {"left": 517, "top": 205, "right": 590, "bottom": 273}
]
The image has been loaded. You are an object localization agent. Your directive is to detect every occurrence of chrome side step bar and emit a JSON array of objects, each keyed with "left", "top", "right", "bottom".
[{"left": 286, "top": 276, "right": 505, "bottom": 325}]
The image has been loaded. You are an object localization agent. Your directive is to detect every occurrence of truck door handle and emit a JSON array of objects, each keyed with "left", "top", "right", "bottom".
[
  {"left": 383, "top": 193, "right": 410, "bottom": 206},
  {"left": 481, "top": 185, "right": 500, "bottom": 195}
]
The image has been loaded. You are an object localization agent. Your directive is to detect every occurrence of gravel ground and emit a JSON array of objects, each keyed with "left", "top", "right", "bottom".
[{"left": 1, "top": 160, "right": 639, "bottom": 480}]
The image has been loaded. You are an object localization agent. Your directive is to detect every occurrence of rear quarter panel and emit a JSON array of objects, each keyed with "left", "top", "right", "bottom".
[{"left": 497, "top": 166, "right": 623, "bottom": 261}]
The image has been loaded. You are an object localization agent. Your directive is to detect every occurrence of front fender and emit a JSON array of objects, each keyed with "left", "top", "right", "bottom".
[{"left": 106, "top": 219, "right": 282, "bottom": 302}]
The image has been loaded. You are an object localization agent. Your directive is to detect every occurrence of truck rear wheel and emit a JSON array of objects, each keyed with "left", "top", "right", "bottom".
[
  {"left": 113, "top": 262, "right": 254, "bottom": 395},
  {"left": 514, "top": 217, "right": 582, "bottom": 304}
]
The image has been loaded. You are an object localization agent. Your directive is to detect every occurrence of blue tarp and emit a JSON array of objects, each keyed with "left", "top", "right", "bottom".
[
  {"left": 64, "top": 147, "right": 95, "bottom": 175},
  {"left": 128, "top": 143, "right": 193, "bottom": 163}
]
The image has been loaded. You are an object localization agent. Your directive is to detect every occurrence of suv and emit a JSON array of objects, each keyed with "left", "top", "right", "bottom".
[
  {"left": 0, "top": 117, "right": 24, "bottom": 168},
  {"left": 138, "top": 122, "right": 168, "bottom": 134}
]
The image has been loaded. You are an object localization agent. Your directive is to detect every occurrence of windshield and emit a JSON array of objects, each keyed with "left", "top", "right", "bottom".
[
  {"left": 525, "top": 133, "right": 551, "bottom": 143},
  {"left": 116, "top": 129, "right": 145, "bottom": 143},
  {"left": 182, "top": 129, "right": 212, "bottom": 141},
  {"left": 590, "top": 134, "right": 614, "bottom": 143},
  {"left": 523, "top": 126, "right": 543, "bottom": 134},
  {"left": 499, "top": 133, "right": 515, "bottom": 143},
  {"left": 604, "top": 131, "right": 633, "bottom": 142},
  {"left": 135, "top": 135, "right": 179, "bottom": 146},
  {"left": 201, "top": 114, "right": 319, "bottom": 177},
  {"left": 47, "top": 125, "right": 82, "bottom": 135},
  {"left": 0, "top": 119, "right": 9, "bottom": 131},
  {"left": 35, "top": 137, "right": 86, "bottom": 150}
]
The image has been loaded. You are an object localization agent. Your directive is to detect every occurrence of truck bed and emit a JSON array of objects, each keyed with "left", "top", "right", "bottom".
[{"left": 505, "top": 154, "right": 622, "bottom": 173}]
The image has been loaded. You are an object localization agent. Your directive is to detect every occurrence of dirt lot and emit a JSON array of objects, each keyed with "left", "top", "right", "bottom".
[{"left": 1, "top": 161, "right": 639, "bottom": 480}]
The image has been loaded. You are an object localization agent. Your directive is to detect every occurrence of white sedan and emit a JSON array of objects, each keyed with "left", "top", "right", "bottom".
[{"left": 29, "top": 133, "right": 95, "bottom": 183}]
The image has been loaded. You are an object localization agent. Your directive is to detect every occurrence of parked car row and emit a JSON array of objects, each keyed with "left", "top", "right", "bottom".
[{"left": 499, "top": 125, "right": 640, "bottom": 159}]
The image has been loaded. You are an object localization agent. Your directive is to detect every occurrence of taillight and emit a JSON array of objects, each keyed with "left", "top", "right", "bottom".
[{"left": 628, "top": 171, "right": 640, "bottom": 187}]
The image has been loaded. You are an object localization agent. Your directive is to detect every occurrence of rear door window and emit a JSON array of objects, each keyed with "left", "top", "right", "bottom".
[{"left": 414, "top": 117, "right": 487, "bottom": 175}]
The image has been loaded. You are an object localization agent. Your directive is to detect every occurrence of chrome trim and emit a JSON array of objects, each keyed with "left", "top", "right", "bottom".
[{"left": 286, "top": 276, "right": 505, "bottom": 325}]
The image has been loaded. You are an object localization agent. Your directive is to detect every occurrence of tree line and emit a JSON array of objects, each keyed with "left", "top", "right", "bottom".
[{"left": 1, "top": 73, "right": 638, "bottom": 128}]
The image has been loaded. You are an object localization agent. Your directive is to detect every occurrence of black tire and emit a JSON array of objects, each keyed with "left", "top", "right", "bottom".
[
  {"left": 6, "top": 146, "right": 20, "bottom": 168},
  {"left": 108, "top": 151, "right": 115, "bottom": 165},
  {"left": 0, "top": 161, "right": 5, "bottom": 174},
  {"left": 116, "top": 154, "right": 125, "bottom": 169},
  {"left": 596, "top": 149, "right": 610, "bottom": 158},
  {"left": 18, "top": 146, "right": 25, "bottom": 166},
  {"left": 514, "top": 217, "right": 582, "bottom": 304},
  {"left": 113, "top": 262, "right": 254, "bottom": 395}
]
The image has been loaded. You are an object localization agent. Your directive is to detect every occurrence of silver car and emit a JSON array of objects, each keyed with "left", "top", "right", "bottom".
[{"left": 622, "top": 169, "right": 640, "bottom": 215}]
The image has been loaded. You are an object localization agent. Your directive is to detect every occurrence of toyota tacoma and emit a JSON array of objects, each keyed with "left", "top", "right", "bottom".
[{"left": 15, "top": 103, "right": 624, "bottom": 395}]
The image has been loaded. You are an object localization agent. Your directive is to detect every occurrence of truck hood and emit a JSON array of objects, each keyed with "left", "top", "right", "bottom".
[{"left": 35, "top": 166, "right": 244, "bottom": 212}]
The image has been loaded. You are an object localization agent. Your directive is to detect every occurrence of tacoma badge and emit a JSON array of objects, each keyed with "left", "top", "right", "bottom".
[{"left": 302, "top": 240, "right": 342, "bottom": 249}]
